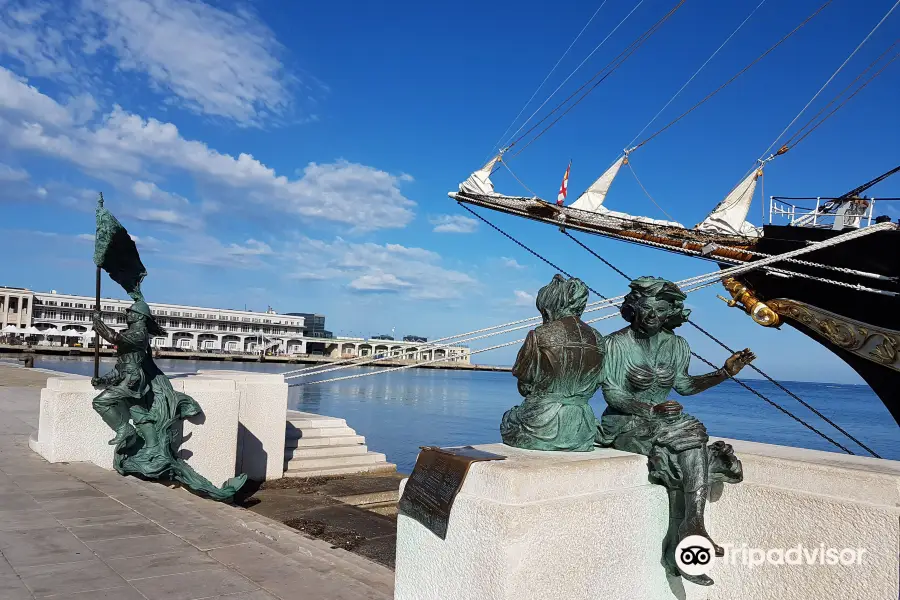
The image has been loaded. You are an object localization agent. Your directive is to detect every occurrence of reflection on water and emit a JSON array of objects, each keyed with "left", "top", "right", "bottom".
[{"left": 5, "top": 354, "right": 899, "bottom": 474}]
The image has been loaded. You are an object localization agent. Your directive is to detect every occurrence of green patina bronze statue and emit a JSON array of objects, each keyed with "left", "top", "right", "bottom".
[
  {"left": 501, "top": 275, "right": 605, "bottom": 451},
  {"left": 91, "top": 304, "right": 247, "bottom": 501},
  {"left": 89, "top": 195, "right": 246, "bottom": 501},
  {"left": 502, "top": 274, "right": 755, "bottom": 586},
  {"left": 597, "top": 276, "right": 753, "bottom": 585}
]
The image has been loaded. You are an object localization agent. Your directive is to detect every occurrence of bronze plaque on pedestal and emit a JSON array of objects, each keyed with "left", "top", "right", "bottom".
[{"left": 398, "top": 445, "right": 506, "bottom": 539}]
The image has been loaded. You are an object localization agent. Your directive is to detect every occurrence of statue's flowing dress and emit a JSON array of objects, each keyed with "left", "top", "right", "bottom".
[
  {"left": 98, "top": 322, "right": 246, "bottom": 500},
  {"left": 501, "top": 315, "right": 605, "bottom": 451},
  {"left": 597, "top": 328, "right": 742, "bottom": 488}
]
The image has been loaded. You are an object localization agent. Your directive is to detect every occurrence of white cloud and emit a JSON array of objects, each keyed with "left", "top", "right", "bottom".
[
  {"left": 0, "top": 0, "right": 301, "bottom": 125},
  {"left": 0, "top": 68, "right": 416, "bottom": 230},
  {"left": 430, "top": 214, "right": 478, "bottom": 234},
  {"left": 226, "top": 239, "right": 272, "bottom": 257},
  {"left": 284, "top": 237, "right": 477, "bottom": 300},
  {"left": 76, "top": 233, "right": 95, "bottom": 242},
  {"left": 513, "top": 290, "right": 534, "bottom": 306},
  {"left": 0, "top": 162, "right": 29, "bottom": 181},
  {"left": 349, "top": 272, "right": 412, "bottom": 292},
  {"left": 134, "top": 208, "right": 189, "bottom": 227},
  {"left": 0, "top": 66, "right": 74, "bottom": 126},
  {"left": 500, "top": 256, "right": 526, "bottom": 270},
  {"left": 130, "top": 180, "right": 188, "bottom": 205}
]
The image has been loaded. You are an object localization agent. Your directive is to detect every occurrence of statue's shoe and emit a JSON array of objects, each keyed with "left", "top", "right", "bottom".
[
  {"left": 682, "top": 573, "right": 714, "bottom": 586},
  {"left": 108, "top": 423, "right": 137, "bottom": 446}
]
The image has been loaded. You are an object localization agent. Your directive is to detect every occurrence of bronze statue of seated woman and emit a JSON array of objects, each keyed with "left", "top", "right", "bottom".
[
  {"left": 501, "top": 274, "right": 605, "bottom": 452},
  {"left": 596, "top": 276, "right": 754, "bottom": 585}
]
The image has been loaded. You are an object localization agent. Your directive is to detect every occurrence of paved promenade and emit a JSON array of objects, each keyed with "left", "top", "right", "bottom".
[{"left": 0, "top": 364, "right": 394, "bottom": 599}]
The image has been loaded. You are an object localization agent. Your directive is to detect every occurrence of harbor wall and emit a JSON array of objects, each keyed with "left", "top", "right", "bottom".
[{"left": 395, "top": 439, "right": 900, "bottom": 600}]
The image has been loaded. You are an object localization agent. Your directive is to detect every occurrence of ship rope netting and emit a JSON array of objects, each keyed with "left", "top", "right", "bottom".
[
  {"left": 285, "top": 212, "right": 893, "bottom": 457},
  {"left": 283, "top": 219, "right": 896, "bottom": 382}
]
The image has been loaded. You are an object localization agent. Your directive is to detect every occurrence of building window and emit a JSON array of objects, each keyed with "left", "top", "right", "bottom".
[
  {"left": 46, "top": 301, "right": 57, "bottom": 306},
  {"left": 75, "top": 303, "right": 86, "bottom": 308},
  {"left": 171, "top": 312, "right": 180, "bottom": 317},
  {"left": 73, "top": 313, "right": 86, "bottom": 321},
  {"left": 60, "top": 311, "right": 72, "bottom": 320}
]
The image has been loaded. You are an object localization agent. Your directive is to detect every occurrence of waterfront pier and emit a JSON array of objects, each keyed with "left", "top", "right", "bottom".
[{"left": 0, "top": 363, "right": 394, "bottom": 599}]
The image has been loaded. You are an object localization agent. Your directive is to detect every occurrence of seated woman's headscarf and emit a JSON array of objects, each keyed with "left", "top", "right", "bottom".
[{"left": 535, "top": 274, "right": 590, "bottom": 323}]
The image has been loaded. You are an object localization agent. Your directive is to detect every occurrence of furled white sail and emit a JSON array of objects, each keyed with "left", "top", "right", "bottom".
[
  {"left": 459, "top": 155, "right": 502, "bottom": 196},
  {"left": 695, "top": 169, "right": 762, "bottom": 236},
  {"left": 570, "top": 156, "right": 626, "bottom": 212}
]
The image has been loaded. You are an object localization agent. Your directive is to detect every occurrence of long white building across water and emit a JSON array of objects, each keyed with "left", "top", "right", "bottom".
[{"left": 0, "top": 286, "right": 470, "bottom": 363}]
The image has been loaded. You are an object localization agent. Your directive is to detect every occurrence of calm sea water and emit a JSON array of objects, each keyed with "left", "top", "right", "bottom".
[{"left": 7, "top": 354, "right": 899, "bottom": 473}]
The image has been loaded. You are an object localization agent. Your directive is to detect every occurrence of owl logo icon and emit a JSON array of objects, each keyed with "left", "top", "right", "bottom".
[{"left": 675, "top": 535, "right": 715, "bottom": 576}]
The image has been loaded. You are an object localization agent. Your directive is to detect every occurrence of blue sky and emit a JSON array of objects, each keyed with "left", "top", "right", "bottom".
[{"left": 0, "top": 0, "right": 898, "bottom": 382}]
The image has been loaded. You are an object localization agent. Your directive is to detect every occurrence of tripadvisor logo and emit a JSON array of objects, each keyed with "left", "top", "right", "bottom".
[
  {"left": 675, "top": 536, "right": 869, "bottom": 576},
  {"left": 675, "top": 536, "right": 715, "bottom": 577}
]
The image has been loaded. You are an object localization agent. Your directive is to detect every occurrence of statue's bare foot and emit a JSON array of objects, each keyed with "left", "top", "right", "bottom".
[{"left": 109, "top": 423, "right": 136, "bottom": 446}]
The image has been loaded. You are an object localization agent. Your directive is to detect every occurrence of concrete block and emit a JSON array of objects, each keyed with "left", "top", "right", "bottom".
[
  {"left": 31, "top": 375, "right": 240, "bottom": 488},
  {"left": 197, "top": 370, "right": 288, "bottom": 481},
  {"left": 394, "top": 439, "right": 900, "bottom": 600}
]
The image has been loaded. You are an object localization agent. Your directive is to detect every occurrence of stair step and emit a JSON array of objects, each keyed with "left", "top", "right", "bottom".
[
  {"left": 367, "top": 504, "right": 398, "bottom": 517},
  {"left": 286, "top": 416, "right": 348, "bottom": 429},
  {"left": 284, "top": 462, "right": 398, "bottom": 478},
  {"left": 333, "top": 489, "right": 399, "bottom": 506},
  {"left": 286, "top": 434, "right": 366, "bottom": 449},
  {"left": 283, "top": 444, "right": 368, "bottom": 460},
  {"left": 286, "top": 426, "right": 357, "bottom": 440},
  {"left": 285, "top": 451, "right": 387, "bottom": 470}
]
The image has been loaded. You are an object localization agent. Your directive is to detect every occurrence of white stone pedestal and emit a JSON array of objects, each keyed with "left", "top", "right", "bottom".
[
  {"left": 29, "top": 370, "right": 287, "bottom": 486},
  {"left": 394, "top": 439, "right": 900, "bottom": 600},
  {"left": 194, "top": 370, "right": 287, "bottom": 481}
]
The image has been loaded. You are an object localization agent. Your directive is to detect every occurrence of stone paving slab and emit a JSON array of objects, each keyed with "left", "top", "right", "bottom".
[{"left": 0, "top": 364, "right": 394, "bottom": 600}]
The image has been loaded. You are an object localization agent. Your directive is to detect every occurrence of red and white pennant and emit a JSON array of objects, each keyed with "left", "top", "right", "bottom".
[{"left": 557, "top": 160, "right": 571, "bottom": 206}]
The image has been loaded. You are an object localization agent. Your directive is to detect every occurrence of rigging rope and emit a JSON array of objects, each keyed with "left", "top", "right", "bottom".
[
  {"left": 779, "top": 48, "right": 900, "bottom": 154},
  {"left": 460, "top": 204, "right": 863, "bottom": 455},
  {"left": 501, "top": 0, "right": 646, "bottom": 152},
  {"left": 561, "top": 229, "right": 882, "bottom": 458},
  {"left": 506, "top": 0, "right": 686, "bottom": 158},
  {"left": 625, "top": 0, "right": 769, "bottom": 151},
  {"left": 488, "top": 0, "right": 612, "bottom": 160},
  {"left": 780, "top": 39, "right": 899, "bottom": 153},
  {"left": 629, "top": 0, "right": 833, "bottom": 153},
  {"left": 285, "top": 214, "right": 894, "bottom": 385},
  {"left": 286, "top": 266, "right": 734, "bottom": 380},
  {"left": 758, "top": 0, "right": 900, "bottom": 162},
  {"left": 627, "top": 160, "right": 678, "bottom": 222}
]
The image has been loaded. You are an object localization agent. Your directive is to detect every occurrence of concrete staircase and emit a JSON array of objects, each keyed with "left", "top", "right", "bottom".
[{"left": 284, "top": 410, "right": 397, "bottom": 478}]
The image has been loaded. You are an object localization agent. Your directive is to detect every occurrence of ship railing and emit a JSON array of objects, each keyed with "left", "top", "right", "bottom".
[{"left": 768, "top": 196, "right": 876, "bottom": 230}]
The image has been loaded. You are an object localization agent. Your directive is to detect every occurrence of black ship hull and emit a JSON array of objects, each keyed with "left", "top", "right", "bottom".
[{"left": 735, "top": 224, "right": 900, "bottom": 423}]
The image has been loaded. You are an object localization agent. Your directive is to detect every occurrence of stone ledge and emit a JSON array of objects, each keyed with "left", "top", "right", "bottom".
[
  {"left": 458, "top": 439, "right": 900, "bottom": 507},
  {"left": 395, "top": 439, "right": 900, "bottom": 600}
]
